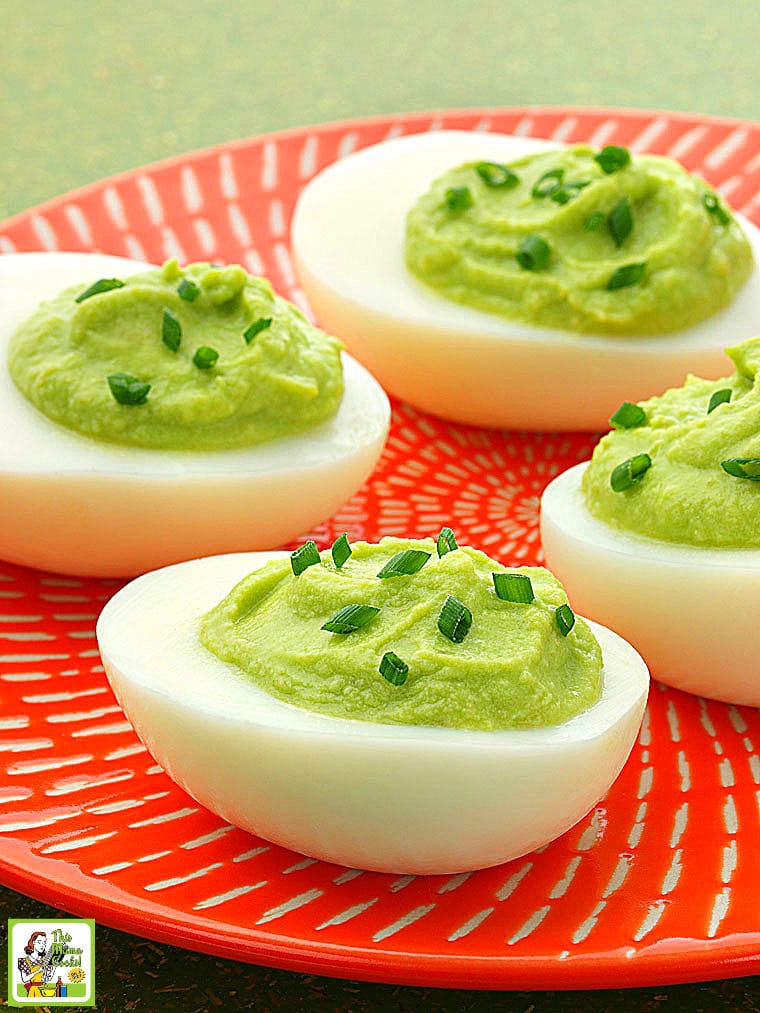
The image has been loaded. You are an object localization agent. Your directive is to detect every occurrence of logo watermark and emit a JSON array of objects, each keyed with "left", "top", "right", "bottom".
[{"left": 7, "top": 919, "right": 95, "bottom": 1007}]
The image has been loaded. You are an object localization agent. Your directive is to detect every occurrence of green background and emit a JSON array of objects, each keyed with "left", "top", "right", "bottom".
[{"left": 2, "top": 1, "right": 760, "bottom": 1010}]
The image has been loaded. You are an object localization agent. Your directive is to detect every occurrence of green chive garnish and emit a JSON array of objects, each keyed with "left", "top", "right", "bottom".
[
  {"left": 531, "top": 167, "right": 564, "bottom": 198},
  {"left": 376, "top": 549, "right": 431, "bottom": 578},
  {"left": 107, "top": 372, "right": 150, "bottom": 406},
  {"left": 594, "top": 145, "right": 631, "bottom": 174},
  {"left": 608, "top": 262, "right": 646, "bottom": 290},
  {"left": 555, "top": 604, "right": 575, "bottom": 637},
  {"left": 437, "top": 595, "right": 472, "bottom": 643},
  {"left": 492, "top": 572, "right": 535, "bottom": 603},
  {"left": 609, "top": 401, "right": 646, "bottom": 429},
  {"left": 708, "top": 389, "right": 732, "bottom": 414},
  {"left": 380, "top": 651, "right": 408, "bottom": 686},
  {"left": 331, "top": 533, "right": 352, "bottom": 568},
  {"left": 584, "top": 211, "right": 605, "bottom": 231},
  {"left": 721, "top": 458, "right": 760, "bottom": 481},
  {"left": 244, "top": 317, "right": 272, "bottom": 344},
  {"left": 476, "top": 161, "right": 519, "bottom": 188},
  {"left": 516, "top": 235, "right": 551, "bottom": 271},
  {"left": 193, "top": 346, "right": 219, "bottom": 369},
  {"left": 610, "top": 453, "right": 652, "bottom": 492},
  {"left": 436, "top": 527, "right": 458, "bottom": 557},
  {"left": 75, "top": 278, "right": 125, "bottom": 303},
  {"left": 703, "top": 192, "right": 730, "bottom": 227},
  {"left": 608, "top": 197, "right": 633, "bottom": 247},
  {"left": 177, "top": 278, "right": 200, "bottom": 302},
  {"left": 322, "top": 603, "right": 380, "bottom": 634},
  {"left": 445, "top": 186, "right": 473, "bottom": 212},
  {"left": 162, "top": 307, "right": 182, "bottom": 352},
  {"left": 550, "top": 180, "right": 591, "bottom": 205},
  {"left": 291, "top": 540, "right": 320, "bottom": 576}
]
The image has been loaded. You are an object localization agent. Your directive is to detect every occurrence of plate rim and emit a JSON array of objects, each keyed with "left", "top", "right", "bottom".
[
  {"left": 1, "top": 103, "right": 758, "bottom": 232},
  {"left": 3, "top": 845, "right": 760, "bottom": 991}
]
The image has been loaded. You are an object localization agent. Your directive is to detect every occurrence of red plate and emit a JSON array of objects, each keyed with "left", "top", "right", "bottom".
[{"left": 1, "top": 107, "right": 760, "bottom": 990}]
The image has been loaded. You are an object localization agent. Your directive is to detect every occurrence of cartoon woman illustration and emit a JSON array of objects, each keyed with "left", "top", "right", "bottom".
[{"left": 17, "top": 931, "right": 57, "bottom": 999}]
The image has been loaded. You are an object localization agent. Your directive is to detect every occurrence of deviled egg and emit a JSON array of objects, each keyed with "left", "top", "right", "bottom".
[
  {"left": 292, "top": 130, "right": 760, "bottom": 430},
  {"left": 0, "top": 252, "right": 389, "bottom": 577},
  {"left": 97, "top": 537, "right": 649, "bottom": 874},
  {"left": 541, "top": 337, "right": 760, "bottom": 705}
]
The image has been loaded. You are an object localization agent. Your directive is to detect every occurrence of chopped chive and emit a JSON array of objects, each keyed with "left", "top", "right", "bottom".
[
  {"left": 609, "top": 401, "right": 646, "bottom": 429},
  {"left": 380, "top": 651, "right": 409, "bottom": 686},
  {"left": 193, "top": 345, "right": 219, "bottom": 369},
  {"left": 550, "top": 180, "right": 591, "bottom": 205},
  {"left": 608, "top": 262, "right": 646, "bottom": 290},
  {"left": 708, "top": 389, "right": 732, "bottom": 414},
  {"left": 322, "top": 603, "right": 380, "bottom": 633},
  {"left": 476, "top": 161, "right": 519, "bottom": 188},
  {"left": 161, "top": 307, "right": 182, "bottom": 352},
  {"left": 492, "top": 572, "right": 535, "bottom": 603},
  {"left": 516, "top": 234, "right": 551, "bottom": 271},
  {"left": 584, "top": 211, "right": 605, "bottom": 231},
  {"left": 703, "top": 192, "right": 730, "bottom": 227},
  {"left": 531, "top": 167, "right": 564, "bottom": 198},
  {"left": 445, "top": 186, "right": 473, "bottom": 211},
  {"left": 244, "top": 317, "right": 272, "bottom": 343},
  {"left": 436, "top": 526, "right": 458, "bottom": 557},
  {"left": 555, "top": 604, "right": 575, "bottom": 637},
  {"left": 594, "top": 145, "right": 631, "bottom": 174},
  {"left": 610, "top": 453, "right": 652, "bottom": 492},
  {"left": 107, "top": 372, "right": 150, "bottom": 406},
  {"left": 331, "top": 533, "right": 352, "bottom": 568},
  {"left": 290, "top": 540, "right": 320, "bottom": 575},
  {"left": 376, "top": 549, "right": 431, "bottom": 578},
  {"left": 437, "top": 595, "right": 472, "bottom": 643},
  {"left": 608, "top": 197, "right": 633, "bottom": 247},
  {"left": 75, "top": 278, "right": 125, "bottom": 303},
  {"left": 177, "top": 278, "right": 200, "bottom": 302},
  {"left": 721, "top": 458, "right": 760, "bottom": 481}
]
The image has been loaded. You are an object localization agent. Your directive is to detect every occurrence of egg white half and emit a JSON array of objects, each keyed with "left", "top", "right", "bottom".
[
  {"left": 541, "top": 463, "right": 760, "bottom": 705},
  {"left": 97, "top": 550, "right": 649, "bottom": 875},
  {"left": 292, "top": 130, "right": 760, "bottom": 431},
  {"left": 0, "top": 252, "right": 390, "bottom": 578}
]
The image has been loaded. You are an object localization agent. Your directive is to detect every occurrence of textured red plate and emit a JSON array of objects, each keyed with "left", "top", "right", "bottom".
[{"left": 1, "top": 107, "right": 760, "bottom": 990}]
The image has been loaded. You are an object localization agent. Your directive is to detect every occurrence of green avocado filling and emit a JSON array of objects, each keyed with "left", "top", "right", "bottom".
[
  {"left": 8, "top": 260, "right": 344, "bottom": 450},
  {"left": 200, "top": 537, "right": 603, "bottom": 731},
  {"left": 583, "top": 336, "right": 760, "bottom": 548},
  {"left": 404, "top": 145, "right": 753, "bottom": 335}
]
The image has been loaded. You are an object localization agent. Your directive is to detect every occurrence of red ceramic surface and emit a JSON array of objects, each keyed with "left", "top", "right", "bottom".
[{"left": 1, "top": 107, "right": 759, "bottom": 990}]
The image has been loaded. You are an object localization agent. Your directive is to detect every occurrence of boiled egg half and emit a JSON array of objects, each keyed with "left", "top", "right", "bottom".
[
  {"left": 292, "top": 130, "right": 760, "bottom": 430},
  {"left": 541, "top": 463, "right": 760, "bottom": 706},
  {"left": 97, "top": 550, "right": 649, "bottom": 874},
  {"left": 0, "top": 252, "right": 389, "bottom": 578}
]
